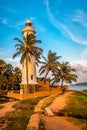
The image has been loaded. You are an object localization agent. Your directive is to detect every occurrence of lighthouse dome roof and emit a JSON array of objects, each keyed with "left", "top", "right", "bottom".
[{"left": 26, "top": 19, "right": 32, "bottom": 24}]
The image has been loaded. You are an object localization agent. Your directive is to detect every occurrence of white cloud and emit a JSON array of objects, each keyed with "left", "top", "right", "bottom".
[
  {"left": 0, "top": 48, "right": 20, "bottom": 67},
  {"left": 72, "top": 10, "right": 87, "bottom": 28},
  {"left": 0, "top": 6, "right": 16, "bottom": 14},
  {"left": 0, "top": 17, "right": 9, "bottom": 24},
  {"left": 70, "top": 62, "right": 87, "bottom": 82},
  {"left": 44, "top": 0, "right": 87, "bottom": 45},
  {"left": 0, "top": 17, "right": 36, "bottom": 30},
  {"left": 5, "top": 57, "right": 20, "bottom": 67},
  {"left": 81, "top": 48, "right": 87, "bottom": 65}
]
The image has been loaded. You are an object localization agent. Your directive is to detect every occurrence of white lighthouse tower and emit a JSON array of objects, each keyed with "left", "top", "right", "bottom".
[{"left": 20, "top": 19, "right": 37, "bottom": 94}]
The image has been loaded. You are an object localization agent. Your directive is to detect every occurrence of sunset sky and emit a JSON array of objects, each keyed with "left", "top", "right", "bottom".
[{"left": 0, "top": 0, "right": 87, "bottom": 82}]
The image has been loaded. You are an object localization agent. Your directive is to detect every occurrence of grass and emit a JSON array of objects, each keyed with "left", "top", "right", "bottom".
[
  {"left": 38, "top": 119, "right": 45, "bottom": 130},
  {"left": 65, "top": 117, "right": 87, "bottom": 130},
  {"left": 83, "top": 90, "right": 87, "bottom": 93},
  {"left": 59, "top": 91, "right": 87, "bottom": 130},
  {"left": 0, "top": 96, "right": 44, "bottom": 130},
  {"left": 63, "top": 92, "right": 87, "bottom": 116}
]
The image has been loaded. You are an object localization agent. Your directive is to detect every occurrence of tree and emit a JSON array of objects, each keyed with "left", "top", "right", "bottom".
[
  {"left": 3, "top": 64, "right": 13, "bottom": 90},
  {"left": 11, "top": 67, "right": 21, "bottom": 90},
  {"left": 50, "top": 69, "right": 60, "bottom": 86},
  {"left": 39, "top": 50, "right": 61, "bottom": 82},
  {"left": 13, "top": 33, "right": 43, "bottom": 92},
  {"left": 0, "top": 59, "right": 22, "bottom": 91},
  {"left": 59, "top": 62, "right": 77, "bottom": 87},
  {"left": 0, "top": 59, "right": 6, "bottom": 90},
  {"left": 0, "top": 59, "right": 6, "bottom": 68}
]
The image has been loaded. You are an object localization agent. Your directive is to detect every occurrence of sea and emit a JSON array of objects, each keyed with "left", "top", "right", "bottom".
[{"left": 69, "top": 86, "right": 87, "bottom": 91}]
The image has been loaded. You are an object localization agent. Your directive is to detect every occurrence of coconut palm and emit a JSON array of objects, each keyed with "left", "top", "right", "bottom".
[
  {"left": 59, "top": 62, "right": 77, "bottom": 87},
  {"left": 51, "top": 62, "right": 77, "bottom": 90},
  {"left": 39, "top": 50, "right": 61, "bottom": 82},
  {"left": 13, "top": 33, "right": 43, "bottom": 92},
  {"left": 50, "top": 69, "right": 60, "bottom": 86}
]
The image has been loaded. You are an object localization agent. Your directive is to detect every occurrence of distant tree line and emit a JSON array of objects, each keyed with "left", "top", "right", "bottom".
[{"left": 0, "top": 59, "right": 21, "bottom": 90}]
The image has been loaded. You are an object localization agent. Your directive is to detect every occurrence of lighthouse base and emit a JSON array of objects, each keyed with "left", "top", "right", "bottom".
[{"left": 20, "top": 84, "right": 36, "bottom": 94}]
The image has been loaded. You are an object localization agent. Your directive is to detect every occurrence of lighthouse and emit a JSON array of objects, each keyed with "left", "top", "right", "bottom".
[{"left": 20, "top": 19, "right": 37, "bottom": 94}]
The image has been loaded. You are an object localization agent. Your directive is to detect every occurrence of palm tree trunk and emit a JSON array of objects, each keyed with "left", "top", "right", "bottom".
[
  {"left": 44, "top": 71, "right": 49, "bottom": 83},
  {"left": 26, "top": 55, "right": 29, "bottom": 94},
  {"left": 61, "top": 78, "right": 64, "bottom": 87}
]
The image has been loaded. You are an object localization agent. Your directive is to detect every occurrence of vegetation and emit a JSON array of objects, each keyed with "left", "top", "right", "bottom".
[
  {"left": 39, "top": 52, "right": 77, "bottom": 88},
  {"left": 0, "top": 59, "right": 21, "bottom": 91},
  {"left": 13, "top": 33, "right": 43, "bottom": 92},
  {"left": 39, "top": 50, "right": 61, "bottom": 82},
  {"left": 39, "top": 119, "right": 45, "bottom": 130},
  {"left": 0, "top": 97, "right": 44, "bottom": 130},
  {"left": 83, "top": 90, "right": 87, "bottom": 93},
  {"left": 56, "top": 91, "right": 87, "bottom": 130},
  {"left": 59, "top": 62, "right": 77, "bottom": 86}
]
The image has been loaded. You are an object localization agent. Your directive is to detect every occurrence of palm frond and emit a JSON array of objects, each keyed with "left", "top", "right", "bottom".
[
  {"left": 42, "top": 56, "right": 48, "bottom": 62},
  {"left": 39, "top": 68, "right": 46, "bottom": 76},
  {"left": 39, "top": 65, "right": 46, "bottom": 72},
  {"left": 14, "top": 37, "right": 23, "bottom": 44},
  {"left": 13, "top": 51, "right": 21, "bottom": 59}
]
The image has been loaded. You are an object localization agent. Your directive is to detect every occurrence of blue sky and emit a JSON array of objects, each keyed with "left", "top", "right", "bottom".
[{"left": 0, "top": 0, "right": 87, "bottom": 82}]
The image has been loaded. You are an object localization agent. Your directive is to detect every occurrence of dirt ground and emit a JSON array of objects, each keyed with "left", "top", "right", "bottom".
[
  {"left": 0, "top": 101, "right": 19, "bottom": 117},
  {"left": 48, "top": 92, "right": 72, "bottom": 112},
  {"left": 42, "top": 92, "right": 81, "bottom": 130}
]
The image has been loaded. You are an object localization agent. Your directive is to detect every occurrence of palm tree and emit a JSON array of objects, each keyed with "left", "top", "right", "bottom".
[
  {"left": 51, "top": 62, "right": 77, "bottom": 92},
  {"left": 59, "top": 62, "right": 77, "bottom": 87},
  {"left": 13, "top": 33, "right": 43, "bottom": 92},
  {"left": 39, "top": 50, "right": 61, "bottom": 82},
  {"left": 51, "top": 69, "right": 60, "bottom": 86}
]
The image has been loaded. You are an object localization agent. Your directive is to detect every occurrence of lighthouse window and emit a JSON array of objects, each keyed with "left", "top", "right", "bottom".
[{"left": 31, "top": 75, "right": 33, "bottom": 80}]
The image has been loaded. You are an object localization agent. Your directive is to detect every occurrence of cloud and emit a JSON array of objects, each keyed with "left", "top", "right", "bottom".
[
  {"left": 0, "top": 48, "right": 20, "bottom": 67},
  {"left": 0, "top": 17, "right": 36, "bottom": 30},
  {"left": 70, "top": 62, "right": 87, "bottom": 82},
  {"left": 81, "top": 48, "right": 87, "bottom": 65},
  {"left": 0, "top": 6, "right": 16, "bottom": 14},
  {"left": 70, "top": 62, "right": 87, "bottom": 74},
  {"left": 0, "top": 17, "right": 9, "bottom": 24},
  {"left": 72, "top": 10, "right": 87, "bottom": 28},
  {"left": 44, "top": 0, "right": 87, "bottom": 45},
  {"left": 5, "top": 57, "right": 20, "bottom": 67}
]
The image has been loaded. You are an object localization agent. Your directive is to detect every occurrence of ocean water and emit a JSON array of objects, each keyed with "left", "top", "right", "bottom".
[{"left": 69, "top": 86, "right": 87, "bottom": 91}]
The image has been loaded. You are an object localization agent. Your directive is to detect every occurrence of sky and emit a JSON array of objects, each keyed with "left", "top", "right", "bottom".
[{"left": 0, "top": 0, "right": 87, "bottom": 83}]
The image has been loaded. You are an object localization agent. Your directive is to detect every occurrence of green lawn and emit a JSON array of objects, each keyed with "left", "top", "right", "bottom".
[
  {"left": 0, "top": 97, "right": 44, "bottom": 130},
  {"left": 83, "top": 90, "right": 87, "bottom": 93},
  {"left": 59, "top": 91, "right": 87, "bottom": 130}
]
